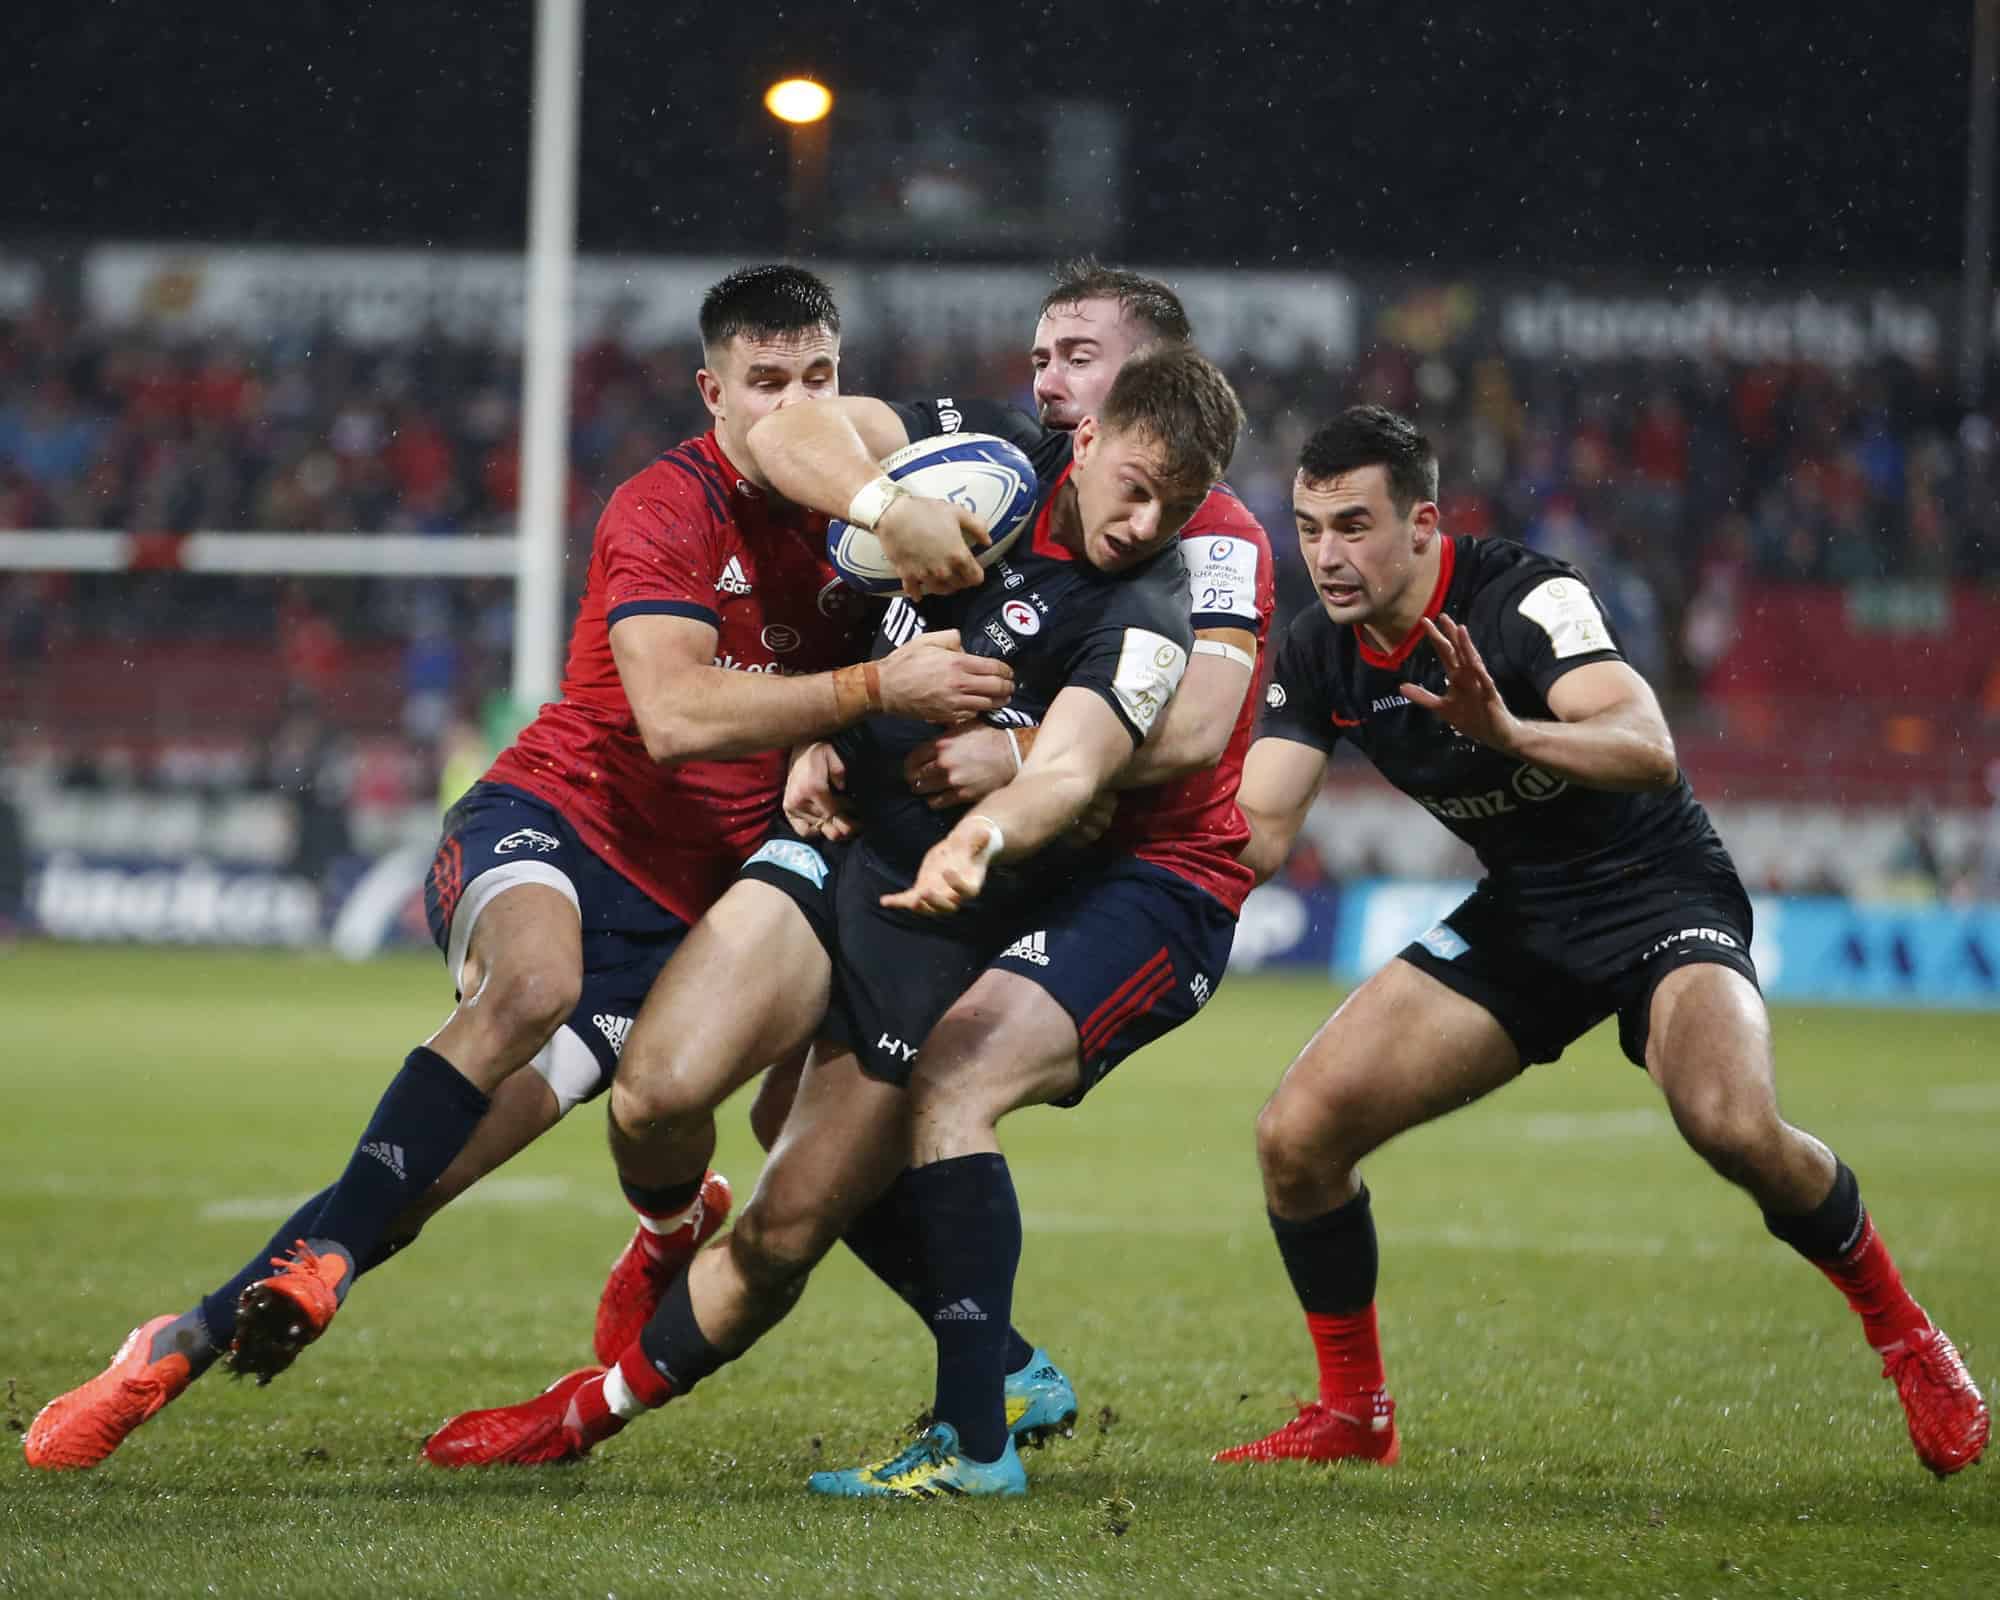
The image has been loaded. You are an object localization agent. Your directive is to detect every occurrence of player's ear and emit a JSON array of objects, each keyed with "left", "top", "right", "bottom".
[
  {"left": 695, "top": 365, "right": 725, "bottom": 421},
  {"left": 1073, "top": 414, "right": 1098, "bottom": 463},
  {"left": 1410, "top": 499, "right": 1441, "bottom": 547}
]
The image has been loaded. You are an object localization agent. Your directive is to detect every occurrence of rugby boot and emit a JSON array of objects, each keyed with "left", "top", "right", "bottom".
[
  {"left": 425, "top": 1367, "right": 626, "bottom": 1467},
  {"left": 593, "top": 1171, "right": 733, "bottom": 1365},
  {"left": 1213, "top": 1390, "right": 1401, "bottom": 1465},
  {"left": 1880, "top": 1322, "right": 1989, "bottom": 1476},
  {"left": 227, "top": 1239, "right": 354, "bottom": 1383},
  {"left": 23, "top": 1314, "right": 197, "bottom": 1470},
  {"left": 808, "top": 1421, "right": 1027, "bottom": 1499},
  {"left": 1005, "top": 1347, "right": 1078, "bottom": 1449}
]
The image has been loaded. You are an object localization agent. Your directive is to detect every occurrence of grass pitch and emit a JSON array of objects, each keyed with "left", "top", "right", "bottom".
[{"left": 2, "top": 943, "right": 1995, "bottom": 1598}]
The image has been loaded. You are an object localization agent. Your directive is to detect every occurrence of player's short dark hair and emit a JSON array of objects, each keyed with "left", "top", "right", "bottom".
[
  {"left": 1298, "top": 405, "right": 1440, "bottom": 512},
  {"left": 698, "top": 264, "right": 840, "bottom": 353},
  {"left": 1040, "top": 257, "right": 1193, "bottom": 345},
  {"left": 1098, "top": 345, "right": 1244, "bottom": 496}
]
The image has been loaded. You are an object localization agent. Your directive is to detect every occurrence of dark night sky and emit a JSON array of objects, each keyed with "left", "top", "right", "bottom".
[{"left": 2, "top": 1, "right": 1977, "bottom": 275}]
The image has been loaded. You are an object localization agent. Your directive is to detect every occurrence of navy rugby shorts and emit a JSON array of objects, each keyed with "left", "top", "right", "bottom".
[
  {"left": 1397, "top": 843, "right": 1759, "bottom": 1068},
  {"left": 424, "top": 782, "right": 690, "bottom": 1112},
  {"left": 987, "top": 858, "right": 1237, "bottom": 1106}
]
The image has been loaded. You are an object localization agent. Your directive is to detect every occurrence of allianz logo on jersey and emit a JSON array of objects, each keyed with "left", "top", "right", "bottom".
[{"left": 1417, "top": 765, "right": 1569, "bottom": 821}]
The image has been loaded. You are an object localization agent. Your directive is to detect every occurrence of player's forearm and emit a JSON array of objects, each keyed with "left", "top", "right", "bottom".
[
  {"left": 636, "top": 665, "right": 873, "bottom": 764},
  {"left": 1500, "top": 707, "right": 1679, "bottom": 792},
  {"left": 971, "top": 766, "right": 1105, "bottom": 863},
  {"left": 743, "top": 404, "right": 882, "bottom": 519},
  {"left": 1114, "top": 695, "right": 1232, "bottom": 789}
]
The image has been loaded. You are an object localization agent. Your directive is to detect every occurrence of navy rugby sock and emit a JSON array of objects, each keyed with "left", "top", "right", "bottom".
[
  {"left": 907, "top": 1153, "right": 1021, "bottom": 1463},
  {"left": 842, "top": 1174, "right": 1038, "bottom": 1373},
  {"left": 302, "top": 1046, "right": 490, "bottom": 1271},
  {"left": 198, "top": 1187, "right": 333, "bottom": 1347}
]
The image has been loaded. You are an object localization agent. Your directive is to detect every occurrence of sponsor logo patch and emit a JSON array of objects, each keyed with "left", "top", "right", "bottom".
[
  {"left": 746, "top": 838, "right": 829, "bottom": 888},
  {"left": 1418, "top": 923, "right": 1471, "bottom": 961},
  {"left": 495, "top": 828, "right": 561, "bottom": 855},
  {"left": 1001, "top": 598, "right": 1041, "bottom": 637}
]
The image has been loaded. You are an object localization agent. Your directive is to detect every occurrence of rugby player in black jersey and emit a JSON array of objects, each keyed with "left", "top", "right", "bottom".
[
  {"left": 1214, "top": 405, "right": 1987, "bottom": 1477},
  {"left": 424, "top": 348, "right": 1247, "bottom": 1492}
]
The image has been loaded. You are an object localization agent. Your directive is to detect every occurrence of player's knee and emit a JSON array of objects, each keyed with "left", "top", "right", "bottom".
[
  {"left": 1667, "top": 1077, "right": 1781, "bottom": 1178},
  {"left": 480, "top": 961, "right": 581, "bottom": 1050},
  {"left": 608, "top": 1067, "right": 709, "bottom": 1143},
  {"left": 1255, "top": 1091, "right": 1344, "bottom": 1196}
]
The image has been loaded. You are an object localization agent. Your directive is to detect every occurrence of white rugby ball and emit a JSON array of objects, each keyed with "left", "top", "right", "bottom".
[{"left": 826, "top": 431, "right": 1040, "bottom": 595}]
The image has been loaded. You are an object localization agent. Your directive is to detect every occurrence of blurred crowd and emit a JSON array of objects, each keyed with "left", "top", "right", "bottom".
[{"left": 5, "top": 298, "right": 2000, "bottom": 707}]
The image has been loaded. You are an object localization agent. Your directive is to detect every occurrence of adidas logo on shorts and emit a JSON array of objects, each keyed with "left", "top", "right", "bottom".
[
  {"left": 1002, "top": 931, "right": 1050, "bottom": 966},
  {"left": 715, "top": 555, "right": 753, "bottom": 596},
  {"left": 594, "top": 1013, "right": 633, "bottom": 1056}
]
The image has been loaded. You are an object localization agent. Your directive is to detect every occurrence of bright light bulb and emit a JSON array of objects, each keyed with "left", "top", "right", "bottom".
[{"left": 764, "top": 78, "right": 833, "bottom": 125}]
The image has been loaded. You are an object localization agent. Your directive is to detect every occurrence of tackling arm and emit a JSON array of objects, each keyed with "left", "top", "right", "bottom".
[{"left": 1113, "top": 626, "right": 1258, "bottom": 788}]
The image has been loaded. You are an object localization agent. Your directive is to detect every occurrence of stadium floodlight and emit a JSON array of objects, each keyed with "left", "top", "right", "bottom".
[{"left": 764, "top": 78, "right": 833, "bottom": 125}]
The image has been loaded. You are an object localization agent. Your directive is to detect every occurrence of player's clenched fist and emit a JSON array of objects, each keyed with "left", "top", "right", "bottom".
[
  {"left": 875, "top": 494, "right": 989, "bottom": 597},
  {"left": 903, "top": 724, "right": 1036, "bottom": 809},
  {"left": 784, "top": 740, "right": 856, "bottom": 841},
  {"left": 880, "top": 813, "right": 1001, "bottom": 916},
  {"left": 876, "top": 629, "right": 1014, "bottom": 725}
]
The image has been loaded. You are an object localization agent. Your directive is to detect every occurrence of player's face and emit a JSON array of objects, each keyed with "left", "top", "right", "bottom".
[
  {"left": 1030, "top": 298, "right": 1153, "bottom": 430},
  {"left": 1293, "top": 465, "right": 1438, "bottom": 625},
  {"left": 1071, "top": 418, "right": 1209, "bottom": 571},
  {"left": 698, "top": 327, "right": 840, "bottom": 487}
]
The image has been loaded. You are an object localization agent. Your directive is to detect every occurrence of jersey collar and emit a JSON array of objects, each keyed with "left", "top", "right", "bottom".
[
  {"left": 1355, "top": 534, "right": 1457, "bottom": 671},
  {"left": 1029, "top": 462, "right": 1078, "bottom": 562}
]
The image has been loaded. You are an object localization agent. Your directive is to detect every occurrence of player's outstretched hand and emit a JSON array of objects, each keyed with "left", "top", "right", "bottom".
[
  {"left": 1400, "top": 614, "right": 1518, "bottom": 750},
  {"left": 785, "top": 740, "right": 856, "bottom": 841},
  {"left": 877, "top": 629, "right": 1014, "bottom": 725},
  {"left": 876, "top": 494, "right": 989, "bottom": 598},
  {"left": 880, "top": 815, "right": 997, "bottom": 916},
  {"left": 904, "top": 724, "right": 1034, "bottom": 809}
]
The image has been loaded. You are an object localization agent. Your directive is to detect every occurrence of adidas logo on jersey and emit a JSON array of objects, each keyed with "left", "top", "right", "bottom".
[
  {"left": 360, "top": 1141, "right": 408, "bottom": 1181},
  {"left": 594, "top": 1013, "right": 633, "bottom": 1056},
  {"left": 715, "top": 556, "right": 752, "bottom": 596},
  {"left": 1002, "top": 931, "right": 1050, "bottom": 966},
  {"left": 934, "top": 1298, "right": 988, "bottom": 1322}
]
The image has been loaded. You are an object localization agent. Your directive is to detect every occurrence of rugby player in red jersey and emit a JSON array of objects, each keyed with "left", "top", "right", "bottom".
[
  {"left": 1213, "top": 405, "right": 1987, "bottom": 1477},
  {"left": 24, "top": 265, "right": 1005, "bottom": 1471}
]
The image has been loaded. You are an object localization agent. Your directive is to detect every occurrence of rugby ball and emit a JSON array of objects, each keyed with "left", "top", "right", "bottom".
[{"left": 826, "top": 432, "right": 1040, "bottom": 595}]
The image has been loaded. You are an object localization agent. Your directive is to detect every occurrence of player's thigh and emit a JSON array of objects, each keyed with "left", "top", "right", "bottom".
[
  {"left": 616, "top": 879, "right": 832, "bottom": 1120},
  {"left": 747, "top": 1046, "right": 808, "bottom": 1152},
  {"left": 738, "top": 1042, "right": 911, "bottom": 1261},
  {"left": 907, "top": 970, "right": 1082, "bottom": 1158},
  {"left": 1265, "top": 955, "right": 1523, "bottom": 1160},
  {"left": 1643, "top": 961, "right": 1778, "bottom": 1133},
  {"left": 430, "top": 883, "right": 584, "bottom": 1087}
]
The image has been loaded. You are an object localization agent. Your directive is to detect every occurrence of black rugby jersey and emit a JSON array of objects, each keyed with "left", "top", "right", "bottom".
[
  {"left": 829, "top": 398, "right": 1193, "bottom": 885},
  {"left": 1261, "top": 534, "right": 1717, "bottom": 883}
]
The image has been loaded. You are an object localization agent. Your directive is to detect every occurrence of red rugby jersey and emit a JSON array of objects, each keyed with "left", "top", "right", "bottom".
[
  {"left": 486, "top": 431, "right": 870, "bottom": 925},
  {"left": 1106, "top": 483, "right": 1276, "bottom": 916}
]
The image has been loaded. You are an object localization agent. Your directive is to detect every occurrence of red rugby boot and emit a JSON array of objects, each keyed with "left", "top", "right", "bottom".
[
  {"left": 1213, "top": 1390, "right": 1401, "bottom": 1465},
  {"left": 593, "top": 1171, "right": 731, "bottom": 1364},
  {"left": 1880, "top": 1323, "right": 1989, "bottom": 1477}
]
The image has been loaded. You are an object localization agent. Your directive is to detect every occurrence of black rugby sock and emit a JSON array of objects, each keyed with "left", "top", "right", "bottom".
[
  {"left": 907, "top": 1153, "right": 1022, "bottom": 1463},
  {"left": 636, "top": 1271, "right": 729, "bottom": 1395},
  {"left": 841, "top": 1173, "right": 1039, "bottom": 1373},
  {"left": 1270, "top": 1184, "right": 1378, "bottom": 1314},
  {"left": 303, "top": 1047, "right": 489, "bottom": 1272}
]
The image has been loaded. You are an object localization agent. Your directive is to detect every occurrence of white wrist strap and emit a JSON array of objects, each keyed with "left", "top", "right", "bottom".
[
  {"left": 969, "top": 814, "right": 1005, "bottom": 864},
  {"left": 1003, "top": 727, "right": 1024, "bottom": 775},
  {"left": 845, "top": 474, "right": 907, "bottom": 532},
  {"left": 1192, "top": 638, "right": 1255, "bottom": 671}
]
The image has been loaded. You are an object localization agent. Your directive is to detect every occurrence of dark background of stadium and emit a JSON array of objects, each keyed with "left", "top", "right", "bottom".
[{"left": 3, "top": 1, "right": 1971, "bottom": 271}]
